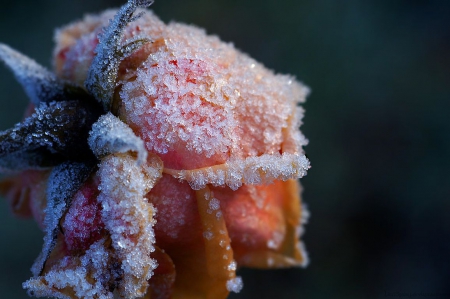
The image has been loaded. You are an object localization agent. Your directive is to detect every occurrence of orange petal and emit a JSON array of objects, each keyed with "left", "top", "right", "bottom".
[
  {"left": 0, "top": 170, "right": 49, "bottom": 224},
  {"left": 194, "top": 186, "right": 239, "bottom": 297},
  {"left": 214, "top": 179, "right": 308, "bottom": 268},
  {"left": 0, "top": 174, "right": 32, "bottom": 218},
  {"left": 145, "top": 246, "right": 176, "bottom": 299},
  {"left": 157, "top": 185, "right": 239, "bottom": 299}
]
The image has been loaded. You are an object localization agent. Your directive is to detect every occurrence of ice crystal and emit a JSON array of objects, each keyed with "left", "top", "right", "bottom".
[{"left": 226, "top": 276, "right": 243, "bottom": 293}]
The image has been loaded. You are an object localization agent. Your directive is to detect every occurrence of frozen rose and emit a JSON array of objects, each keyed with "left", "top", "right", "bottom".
[{"left": 0, "top": 1, "right": 310, "bottom": 298}]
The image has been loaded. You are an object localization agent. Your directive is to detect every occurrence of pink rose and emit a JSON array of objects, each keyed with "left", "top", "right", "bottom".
[{"left": 0, "top": 1, "right": 310, "bottom": 298}]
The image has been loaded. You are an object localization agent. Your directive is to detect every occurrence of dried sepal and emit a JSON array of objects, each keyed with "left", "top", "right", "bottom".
[
  {"left": 0, "top": 43, "right": 88, "bottom": 105},
  {"left": 88, "top": 112, "right": 147, "bottom": 165},
  {"left": 85, "top": 0, "right": 153, "bottom": 111},
  {"left": 0, "top": 149, "right": 65, "bottom": 172},
  {"left": 0, "top": 43, "right": 64, "bottom": 105},
  {"left": 117, "top": 38, "right": 151, "bottom": 59},
  {"left": 0, "top": 101, "right": 101, "bottom": 170},
  {"left": 31, "top": 161, "right": 95, "bottom": 276}
]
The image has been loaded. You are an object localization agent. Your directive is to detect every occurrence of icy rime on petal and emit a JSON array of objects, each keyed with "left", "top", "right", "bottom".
[
  {"left": 85, "top": 0, "right": 153, "bottom": 111},
  {"left": 168, "top": 153, "right": 310, "bottom": 191},
  {"left": 116, "top": 20, "right": 311, "bottom": 172},
  {"left": 88, "top": 113, "right": 147, "bottom": 165},
  {"left": 31, "top": 161, "right": 94, "bottom": 276},
  {"left": 97, "top": 153, "right": 162, "bottom": 298}
]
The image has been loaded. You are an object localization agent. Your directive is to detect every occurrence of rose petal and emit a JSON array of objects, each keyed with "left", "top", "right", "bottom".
[
  {"left": 214, "top": 179, "right": 308, "bottom": 268},
  {"left": 145, "top": 246, "right": 175, "bottom": 299}
]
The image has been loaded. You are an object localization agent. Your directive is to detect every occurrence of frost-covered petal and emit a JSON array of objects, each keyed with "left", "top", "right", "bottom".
[
  {"left": 96, "top": 153, "right": 162, "bottom": 298},
  {"left": 146, "top": 246, "right": 176, "bottom": 299},
  {"left": 53, "top": 9, "right": 310, "bottom": 170},
  {"left": 88, "top": 112, "right": 147, "bottom": 165},
  {"left": 24, "top": 238, "right": 116, "bottom": 299},
  {"left": 194, "top": 186, "right": 241, "bottom": 297}
]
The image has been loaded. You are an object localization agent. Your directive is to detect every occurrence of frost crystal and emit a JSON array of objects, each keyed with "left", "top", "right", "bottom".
[{"left": 226, "top": 276, "right": 243, "bottom": 293}]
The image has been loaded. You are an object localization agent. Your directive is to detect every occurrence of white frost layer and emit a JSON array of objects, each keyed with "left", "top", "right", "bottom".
[
  {"left": 117, "top": 14, "right": 310, "bottom": 162},
  {"left": 88, "top": 113, "right": 148, "bottom": 165},
  {"left": 176, "top": 153, "right": 310, "bottom": 190}
]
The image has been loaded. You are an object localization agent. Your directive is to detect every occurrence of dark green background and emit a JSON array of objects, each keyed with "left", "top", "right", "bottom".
[{"left": 1, "top": 0, "right": 449, "bottom": 298}]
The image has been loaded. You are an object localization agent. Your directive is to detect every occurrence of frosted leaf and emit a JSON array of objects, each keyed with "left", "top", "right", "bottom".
[
  {"left": 88, "top": 112, "right": 147, "bottom": 165},
  {"left": 0, "top": 100, "right": 100, "bottom": 169},
  {"left": 85, "top": 0, "right": 153, "bottom": 111},
  {"left": 0, "top": 149, "right": 65, "bottom": 172},
  {"left": 0, "top": 43, "right": 67, "bottom": 105},
  {"left": 32, "top": 161, "right": 94, "bottom": 276},
  {"left": 96, "top": 153, "right": 161, "bottom": 298},
  {"left": 174, "top": 153, "right": 310, "bottom": 190}
]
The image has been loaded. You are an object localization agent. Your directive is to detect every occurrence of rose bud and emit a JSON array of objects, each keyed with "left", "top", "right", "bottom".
[{"left": 0, "top": 0, "right": 310, "bottom": 298}]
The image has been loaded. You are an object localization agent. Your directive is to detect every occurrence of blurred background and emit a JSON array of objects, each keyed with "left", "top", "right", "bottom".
[{"left": 1, "top": 0, "right": 449, "bottom": 298}]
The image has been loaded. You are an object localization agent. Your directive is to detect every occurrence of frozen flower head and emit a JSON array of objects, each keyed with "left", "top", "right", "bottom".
[{"left": 0, "top": 1, "right": 310, "bottom": 298}]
